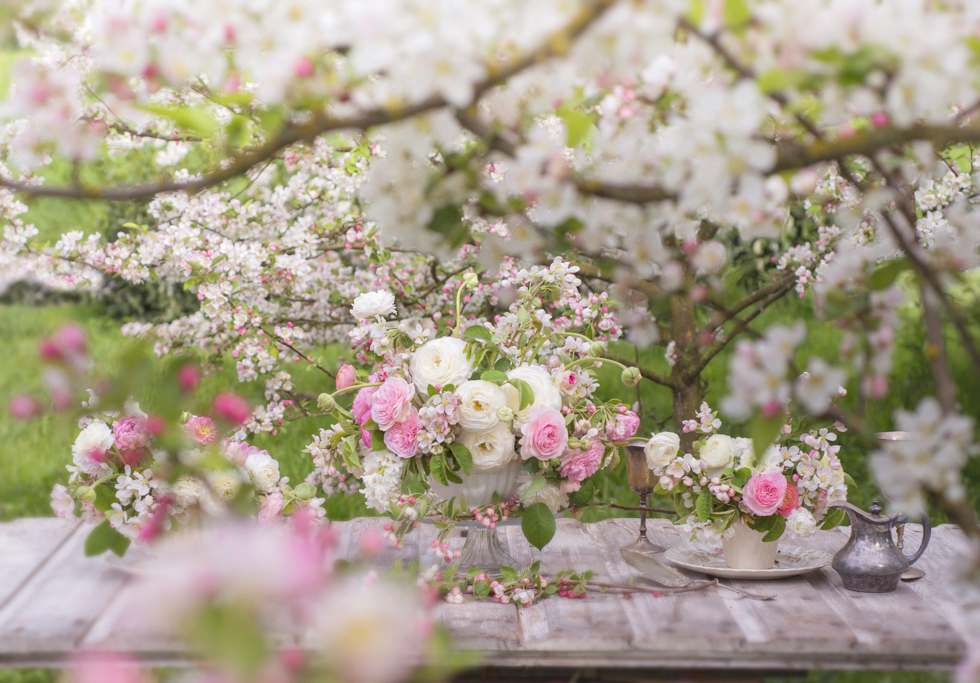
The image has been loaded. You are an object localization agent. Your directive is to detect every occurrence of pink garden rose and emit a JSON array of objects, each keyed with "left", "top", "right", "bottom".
[
  {"left": 258, "top": 491, "right": 285, "bottom": 523},
  {"left": 558, "top": 438, "right": 603, "bottom": 482},
  {"left": 222, "top": 440, "right": 264, "bottom": 466},
  {"left": 352, "top": 386, "right": 378, "bottom": 425},
  {"left": 384, "top": 408, "right": 421, "bottom": 458},
  {"left": 777, "top": 482, "right": 801, "bottom": 517},
  {"left": 606, "top": 410, "right": 640, "bottom": 441},
  {"left": 336, "top": 364, "right": 357, "bottom": 391},
  {"left": 371, "top": 377, "right": 415, "bottom": 431},
  {"left": 520, "top": 406, "right": 569, "bottom": 461},
  {"left": 113, "top": 415, "right": 150, "bottom": 452},
  {"left": 742, "top": 471, "right": 788, "bottom": 517},
  {"left": 184, "top": 415, "right": 218, "bottom": 444}
]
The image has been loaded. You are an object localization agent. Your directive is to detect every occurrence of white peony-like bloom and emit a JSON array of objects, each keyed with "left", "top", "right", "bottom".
[
  {"left": 504, "top": 365, "right": 563, "bottom": 433},
  {"left": 72, "top": 421, "right": 115, "bottom": 477},
  {"left": 244, "top": 451, "right": 281, "bottom": 492},
  {"left": 173, "top": 475, "right": 206, "bottom": 509},
  {"left": 351, "top": 289, "right": 396, "bottom": 320},
  {"left": 456, "top": 423, "right": 517, "bottom": 471},
  {"left": 699, "top": 434, "right": 736, "bottom": 471},
  {"left": 456, "top": 380, "right": 507, "bottom": 432},
  {"left": 734, "top": 437, "right": 755, "bottom": 469},
  {"left": 645, "top": 432, "right": 680, "bottom": 469},
  {"left": 787, "top": 507, "right": 817, "bottom": 537},
  {"left": 516, "top": 469, "right": 568, "bottom": 513},
  {"left": 209, "top": 470, "right": 244, "bottom": 502},
  {"left": 409, "top": 337, "right": 473, "bottom": 395}
]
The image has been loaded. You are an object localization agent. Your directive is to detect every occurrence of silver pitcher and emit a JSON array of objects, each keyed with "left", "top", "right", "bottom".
[{"left": 829, "top": 499, "right": 930, "bottom": 592}]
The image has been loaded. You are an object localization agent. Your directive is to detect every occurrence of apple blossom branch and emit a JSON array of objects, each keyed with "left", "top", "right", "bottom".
[{"left": 0, "top": 0, "right": 619, "bottom": 202}]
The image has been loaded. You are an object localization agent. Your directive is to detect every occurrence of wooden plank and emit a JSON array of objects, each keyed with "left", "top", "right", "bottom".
[
  {"left": 899, "top": 524, "right": 979, "bottom": 640},
  {"left": 800, "top": 525, "right": 964, "bottom": 664},
  {"left": 587, "top": 518, "right": 748, "bottom": 656},
  {"left": 0, "top": 518, "right": 79, "bottom": 609},
  {"left": 506, "top": 518, "right": 633, "bottom": 651},
  {"left": 0, "top": 522, "right": 129, "bottom": 661}
]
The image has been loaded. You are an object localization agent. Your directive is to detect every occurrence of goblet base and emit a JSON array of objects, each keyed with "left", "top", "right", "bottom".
[
  {"left": 457, "top": 526, "right": 523, "bottom": 573},
  {"left": 620, "top": 536, "right": 666, "bottom": 555}
]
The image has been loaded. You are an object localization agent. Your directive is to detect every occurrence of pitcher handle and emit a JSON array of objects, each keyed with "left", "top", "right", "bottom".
[{"left": 905, "top": 513, "right": 931, "bottom": 565}]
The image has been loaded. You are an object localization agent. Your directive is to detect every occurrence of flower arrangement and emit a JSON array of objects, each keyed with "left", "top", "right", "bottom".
[
  {"left": 52, "top": 404, "right": 324, "bottom": 556},
  {"left": 643, "top": 403, "right": 851, "bottom": 544},
  {"left": 306, "top": 258, "right": 643, "bottom": 551}
]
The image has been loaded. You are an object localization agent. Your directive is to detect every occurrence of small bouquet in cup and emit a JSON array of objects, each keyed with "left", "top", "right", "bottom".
[
  {"left": 306, "top": 258, "right": 643, "bottom": 551},
  {"left": 52, "top": 403, "right": 324, "bottom": 556},
  {"left": 643, "top": 402, "right": 851, "bottom": 543}
]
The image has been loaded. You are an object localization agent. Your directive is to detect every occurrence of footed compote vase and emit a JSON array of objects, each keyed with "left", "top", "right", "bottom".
[{"left": 428, "top": 460, "right": 524, "bottom": 572}]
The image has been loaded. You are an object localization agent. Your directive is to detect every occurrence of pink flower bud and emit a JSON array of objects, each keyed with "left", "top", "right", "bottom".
[
  {"left": 212, "top": 392, "right": 251, "bottom": 425},
  {"left": 177, "top": 363, "right": 200, "bottom": 393},
  {"left": 335, "top": 364, "right": 357, "bottom": 391},
  {"left": 8, "top": 394, "right": 42, "bottom": 420}
]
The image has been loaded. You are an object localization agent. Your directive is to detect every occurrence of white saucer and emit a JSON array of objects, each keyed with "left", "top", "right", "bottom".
[{"left": 664, "top": 544, "right": 832, "bottom": 580}]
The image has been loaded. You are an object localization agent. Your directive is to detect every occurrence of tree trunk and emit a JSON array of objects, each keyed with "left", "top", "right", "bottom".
[{"left": 668, "top": 272, "right": 705, "bottom": 453}]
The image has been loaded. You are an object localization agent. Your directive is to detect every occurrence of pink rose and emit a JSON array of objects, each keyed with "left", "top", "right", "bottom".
[
  {"left": 222, "top": 440, "right": 263, "bottom": 466},
  {"left": 558, "top": 438, "right": 604, "bottom": 482},
  {"left": 384, "top": 408, "right": 420, "bottom": 458},
  {"left": 606, "top": 410, "right": 640, "bottom": 441},
  {"left": 258, "top": 491, "right": 285, "bottom": 523},
  {"left": 352, "top": 386, "right": 378, "bottom": 425},
  {"left": 184, "top": 416, "right": 218, "bottom": 444},
  {"left": 520, "top": 406, "right": 569, "bottom": 461},
  {"left": 336, "top": 364, "right": 357, "bottom": 391},
  {"left": 113, "top": 415, "right": 150, "bottom": 452},
  {"left": 742, "top": 471, "right": 788, "bottom": 517},
  {"left": 777, "top": 483, "right": 800, "bottom": 518},
  {"left": 361, "top": 427, "right": 372, "bottom": 448},
  {"left": 371, "top": 377, "right": 415, "bottom": 431}
]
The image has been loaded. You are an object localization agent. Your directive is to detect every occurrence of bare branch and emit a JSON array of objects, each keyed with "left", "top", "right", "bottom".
[{"left": 601, "top": 352, "right": 674, "bottom": 387}]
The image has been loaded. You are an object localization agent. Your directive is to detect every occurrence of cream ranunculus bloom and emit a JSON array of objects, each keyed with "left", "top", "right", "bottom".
[
  {"left": 645, "top": 432, "right": 680, "bottom": 469},
  {"left": 244, "top": 451, "right": 281, "bottom": 492},
  {"left": 515, "top": 469, "right": 568, "bottom": 513},
  {"left": 787, "top": 507, "right": 817, "bottom": 537},
  {"left": 504, "top": 365, "right": 562, "bottom": 433},
  {"left": 456, "top": 423, "right": 517, "bottom": 471},
  {"left": 409, "top": 337, "right": 473, "bottom": 395},
  {"left": 699, "top": 434, "right": 736, "bottom": 470},
  {"left": 456, "top": 380, "right": 507, "bottom": 432}
]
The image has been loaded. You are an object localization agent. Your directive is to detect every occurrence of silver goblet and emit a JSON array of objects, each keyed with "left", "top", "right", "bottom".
[{"left": 620, "top": 439, "right": 666, "bottom": 554}]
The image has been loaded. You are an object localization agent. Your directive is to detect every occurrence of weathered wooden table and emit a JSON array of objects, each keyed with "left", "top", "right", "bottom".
[{"left": 0, "top": 516, "right": 971, "bottom": 677}]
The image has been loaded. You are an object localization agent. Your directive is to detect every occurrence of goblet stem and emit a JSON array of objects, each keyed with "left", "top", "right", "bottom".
[{"left": 638, "top": 492, "right": 648, "bottom": 542}]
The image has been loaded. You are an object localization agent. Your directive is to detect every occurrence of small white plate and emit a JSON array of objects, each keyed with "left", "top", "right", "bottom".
[{"left": 664, "top": 544, "right": 832, "bottom": 580}]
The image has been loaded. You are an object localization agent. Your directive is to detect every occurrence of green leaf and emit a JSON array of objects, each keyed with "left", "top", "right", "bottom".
[
  {"left": 732, "top": 467, "right": 752, "bottom": 488},
  {"left": 763, "top": 514, "right": 786, "bottom": 542},
  {"left": 449, "top": 442, "right": 473, "bottom": 476},
  {"left": 500, "top": 565, "right": 519, "bottom": 583},
  {"left": 141, "top": 104, "right": 218, "bottom": 136},
  {"left": 557, "top": 107, "right": 597, "bottom": 148},
  {"left": 493, "top": 357, "right": 512, "bottom": 373},
  {"left": 749, "top": 414, "right": 783, "bottom": 457},
  {"left": 821, "top": 507, "right": 845, "bottom": 530},
  {"left": 567, "top": 479, "right": 595, "bottom": 506},
  {"left": 869, "top": 258, "right": 910, "bottom": 290},
  {"left": 520, "top": 474, "right": 548, "bottom": 502},
  {"left": 722, "top": 0, "right": 751, "bottom": 27},
  {"left": 371, "top": 429, "right": 387, "bottom": 452},
  {"left": 696, "top": 490, "right": 713, "bottom": 523},
  {"left": 508, "top": 378, "right": 534, "bottom": 411},
  {"left": 521, "top": 502, "right": 556, "bottom": 551},
  {"left": 430, "top": 452, "right": 450, "bottom": 486},
  {"left": 481, "top": 370, "right": 508, "bottom": 384},
  {"left": 91, "top": 484, "right": 118, "bottom": 514},
  {"left": 427, "top": 205, "right": 469, "bottom": 248},
  {"left": 463, "top": 325, "right": 492, "bottom": 342},
  {"left": 84, "top": 520, "right": 131, "bottom": 558}
]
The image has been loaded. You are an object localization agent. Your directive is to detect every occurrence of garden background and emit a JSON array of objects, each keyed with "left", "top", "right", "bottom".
[{"left": 1, "top": 41, "right": 977, "bottom": 683}]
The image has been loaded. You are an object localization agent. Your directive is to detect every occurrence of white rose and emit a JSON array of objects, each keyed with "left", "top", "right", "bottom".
[
  {"left": 72, "top": 421, "right": 115, "bottom": 476},
  {"left": 409, "top": 337, "right": 473, "bottom": 395},
  {"left": 456, "top": 380, "right": 507, "bottom": 432},
  {"left": 699, "top": 434, "right": 735, "bottom": 470},
  {"left": 173, "top": 475, "right": 205, "bottom": 509},
  {"left": 504, "top": 365, "right": 563, "bottom": 433},
  {"left": 645, "top": 432, "right": 680, "bottom": 469},
  {"left": 734, "top": 437, "right": 755, "bottom": 469},
  {"left": 351, "top": 289, "right": 396, "bottom": 320},
  {"left": 787, "top": 508, "right": 817, "bottom": 537},
  {"left": 456, "top": 424, "right": 517, "bottom": 471},
  {"left": 244, "top": 451, "right": 281, "bottom": 493},
  {"left": 516, "top": 469, "right": 568, "bottom": 514},
  {"left": 208, "top": 470, "right": 244, "bottom": 503}
]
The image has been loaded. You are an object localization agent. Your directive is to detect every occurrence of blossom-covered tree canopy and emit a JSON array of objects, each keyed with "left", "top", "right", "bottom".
[{"left": 2, "top": 0, "right": 980, "bottom": 657}]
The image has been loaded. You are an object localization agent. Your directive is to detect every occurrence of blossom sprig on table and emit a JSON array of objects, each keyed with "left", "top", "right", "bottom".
[
  {"left": 431, "top": 562, "right": 592, "bottom": 607},
  {"left": 307, "top": 259, "right": 640, "bottom": 550},
  {"left": 643, "top": 402, "right": 851, "bottom": 544},
  {"left": 52, "top": 406, "right": 324, "bottom": 557}
]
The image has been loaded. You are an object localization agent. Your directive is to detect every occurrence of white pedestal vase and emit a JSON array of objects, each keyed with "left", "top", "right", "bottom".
[
  {"left": 428, "top": 460, "right": 523, "bottom": 572},
  {"left": 722, "top": 520, "right": 779, "bottom": 569}
]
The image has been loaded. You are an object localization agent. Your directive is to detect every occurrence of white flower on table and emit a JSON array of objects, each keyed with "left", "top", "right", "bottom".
[{"left": 645, "top": 432, "right": 680, "bottom": 469}]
